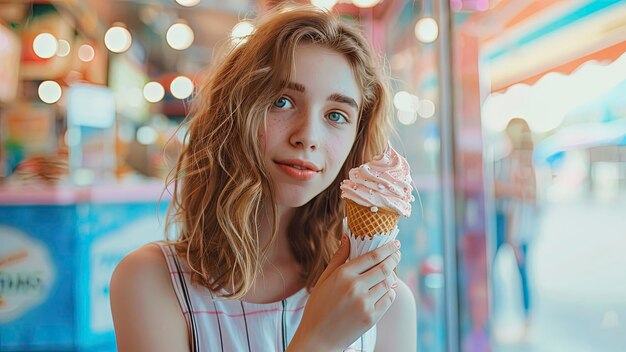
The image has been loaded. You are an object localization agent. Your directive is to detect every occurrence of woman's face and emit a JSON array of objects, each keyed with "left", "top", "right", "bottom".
[{"left": 259, "top": 44, "right": 362, "bottom": 208}]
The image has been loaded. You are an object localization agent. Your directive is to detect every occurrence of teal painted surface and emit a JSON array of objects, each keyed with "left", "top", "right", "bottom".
[{"left": 486, "top": 0, "right": 623, "bottom": 62}]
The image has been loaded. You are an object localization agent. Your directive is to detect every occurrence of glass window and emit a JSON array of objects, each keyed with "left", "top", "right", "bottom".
[
  {"left": 388, "top": 1, "right": 447, "bottom": 350},
  {"left": 452, "top": 1, "right": 626, "bottom": 350}
]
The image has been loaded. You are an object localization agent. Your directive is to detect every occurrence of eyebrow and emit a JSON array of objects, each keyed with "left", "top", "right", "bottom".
[{"left": 286, "top": 81, "right": 359, "bottom": 110}]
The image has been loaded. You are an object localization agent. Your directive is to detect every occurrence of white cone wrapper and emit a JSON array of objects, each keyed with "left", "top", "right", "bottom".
[{"left": 343, "top": 217, "right": 400, "bottom": 261}]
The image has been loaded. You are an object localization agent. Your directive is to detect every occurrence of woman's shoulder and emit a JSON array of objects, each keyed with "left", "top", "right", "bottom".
[
  {"left": 110, "top": 243, "right": 189, "bottom": 350},
  {"left": 112, "top": 243, "right": 171, "bottom": 284},
  {"left": 110, "top": 242, "right": 185, "bottom": 304}
]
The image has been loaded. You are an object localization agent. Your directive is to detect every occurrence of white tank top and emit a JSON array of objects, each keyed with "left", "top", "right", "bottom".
[{"left": 156, "top": 242, "right": 377, "bottom": 352}]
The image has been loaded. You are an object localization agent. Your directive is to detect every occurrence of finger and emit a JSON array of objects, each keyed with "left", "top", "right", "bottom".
[
  {"left": 315, "top": 234, "right": 350, "bottom": 288},
  {"left": 373, "top": 286, "right": 396, "bottom": 316},
  {"left": 345, "top": 240, "right": 400, "bottom": 275},
  {"left": 368, "top": 274, "right": 395, "bottom": 304},
  {"left": 359, "top": 250, "right": 401, "bottom": 289}
]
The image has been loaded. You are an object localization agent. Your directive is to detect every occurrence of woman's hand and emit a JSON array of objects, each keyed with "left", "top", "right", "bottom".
[{"left": 288, "top": 235, "right": 401, "bottom": 351}]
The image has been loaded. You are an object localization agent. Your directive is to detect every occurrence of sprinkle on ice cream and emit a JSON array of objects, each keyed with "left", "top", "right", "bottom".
[{"left": 340, "top": 143, "right": 415, "bottom": 217}]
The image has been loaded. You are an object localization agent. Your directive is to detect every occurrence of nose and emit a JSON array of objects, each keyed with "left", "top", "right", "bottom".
[{"left": 289, "top": 111, "right": 320, "bottom": 151}]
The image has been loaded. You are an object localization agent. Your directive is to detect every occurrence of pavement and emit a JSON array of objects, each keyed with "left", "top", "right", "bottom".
[{"left": 492, "top": 195, "right": 626, "bottom": 352}]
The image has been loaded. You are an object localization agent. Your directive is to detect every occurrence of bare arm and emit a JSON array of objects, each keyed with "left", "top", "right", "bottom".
[
  {"left": 110, "top": 244, "right": 189, "bottom": 352},
  {"left": 375, "top": 279, "right": 417, "bottom": 351}
]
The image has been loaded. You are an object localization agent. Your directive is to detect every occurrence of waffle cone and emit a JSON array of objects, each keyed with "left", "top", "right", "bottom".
[{"left": 344, "top": 199, "right": 399, "bottom": 239}]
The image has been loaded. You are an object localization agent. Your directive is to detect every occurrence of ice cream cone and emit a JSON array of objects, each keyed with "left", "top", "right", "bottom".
[{"left": 344, "top": 199, "right": 399, "bottom": 239}]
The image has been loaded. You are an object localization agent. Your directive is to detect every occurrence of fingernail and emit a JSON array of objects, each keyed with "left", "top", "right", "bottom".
[
  {"left": 391, "top": 283, "right": 398, "bottom": 289},
  {"left": 394, "top": 240, "right": 401, "bottom": 249},
  {"left": 342, "top": 235, "right": 348, "bottom": 244}
]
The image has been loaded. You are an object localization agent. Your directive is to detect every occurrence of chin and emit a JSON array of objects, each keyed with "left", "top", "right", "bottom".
[{"left": 274, "top": 187, "right": 318, "bottom": 208}]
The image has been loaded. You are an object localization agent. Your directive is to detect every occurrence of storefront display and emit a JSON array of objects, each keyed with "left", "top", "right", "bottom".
[
  {"left": 1, "top": 104, "right": 57, "bottom": 180},
  {"left": 66, "top": 84, "right": 116, "bottom": 185},
  {"left": 0, "top": 184, "right": 169, "bottom": 351}
]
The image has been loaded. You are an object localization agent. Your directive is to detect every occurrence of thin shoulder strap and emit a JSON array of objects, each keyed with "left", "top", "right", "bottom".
[
  {"left": 170, "top": 249, "right": 200, "bottom": 352},
  {"left": 281, "top": 299, "right": 288, "bottom": 351},
  {"left": 208, "top": 289, "right": 225, "bottom": 351}
]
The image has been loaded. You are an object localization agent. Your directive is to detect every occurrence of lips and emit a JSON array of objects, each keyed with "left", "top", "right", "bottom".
[
  {"left": 274, "top": 159, "right": 322, "bottom": 172},
  {"left": 273, "top": 159, "right": 322, "bottom": 181}
]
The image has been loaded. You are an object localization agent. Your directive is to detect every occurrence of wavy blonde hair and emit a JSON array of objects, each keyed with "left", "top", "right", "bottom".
[{"left": 166, "top": 4, "right": 393, "bottom": 299}]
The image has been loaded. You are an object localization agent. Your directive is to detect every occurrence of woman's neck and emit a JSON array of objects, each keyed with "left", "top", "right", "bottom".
[
  {"left": 258, "top": 204, "right": 297, "bottom": 266},
  {"left": 238, "top": 204, "right": 306, "bottom": 303}
]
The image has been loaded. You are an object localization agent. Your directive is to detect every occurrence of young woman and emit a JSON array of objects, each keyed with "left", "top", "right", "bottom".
[
  {"left": 493, "top": 118, "right": 537, "bottom": 340},
  {"left": 110, "top": 4, "right": 417, "bottom": 351}
]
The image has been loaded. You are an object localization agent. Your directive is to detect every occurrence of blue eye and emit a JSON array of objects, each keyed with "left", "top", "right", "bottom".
[
  {"left": 328, "top": 111, "right": 348, "bottom": 124},
  {"left": 273, "top": 97, "right": 293, "bottom": 109}
]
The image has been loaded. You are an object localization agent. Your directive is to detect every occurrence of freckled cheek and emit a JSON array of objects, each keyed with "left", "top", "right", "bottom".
[
  {"left": 324, "top": 135, "right": 354, "bottom": 172},
  {"left": 265, "top": 116, "right": 291, "bottom": 141},
  {"left": 257, "top": 128, "right": 266, "bottom": 151},
  {"left": 259, "top": 116, "right": 284, "bottom": 148}
]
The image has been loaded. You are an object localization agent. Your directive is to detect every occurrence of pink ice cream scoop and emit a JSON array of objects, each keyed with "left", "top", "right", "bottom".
[{"left": 340, "top": 143, "right": 415, "bottom": 217}]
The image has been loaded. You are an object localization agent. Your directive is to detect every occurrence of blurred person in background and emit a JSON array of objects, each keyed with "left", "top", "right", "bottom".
[
  {"left": 109, "top": 4, "right": 416, "bottom": 352},
  {"left": 493, "top": 117, "right": 538, "bottom": 341}
]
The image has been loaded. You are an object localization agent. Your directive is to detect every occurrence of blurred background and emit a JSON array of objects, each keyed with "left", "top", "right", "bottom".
[{"left": 0, "top": 0, "right": 625, "bottom": 351}]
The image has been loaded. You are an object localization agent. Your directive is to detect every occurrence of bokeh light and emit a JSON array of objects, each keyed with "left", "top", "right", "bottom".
[
  {"left": 418, "top": 99, "right": 435, "bottom": 118},
  {"left": 137, "top": 126, "right": 158, "bottom": 145},
  {"left": 352, "top": 0, "right": 382, "bottom": 8},
  {"left": 56, "top": 39, "right": 71, "bottom": 57},
  {"left": 143, "top": 82, "right": 165, "bottom": 103},
  {"left": 415, "top": 17, "right": 439, "bottom": 43},
  {"left": 104, "top": 25, "right": 132, "bottom": 53},
  {"left": 175, "top": 0, "right": 200, "bottom": 7},
  {"left": 170, "top": 76, "right": 194, "bottom": 99},
  {"left": 398, "top": 109, "right": 418, "bottom": 125},
  {"left": 231, "top": 21, "right": 255, "bottom": 44},
  {"left": 78, "top": 44, "right": 95, "bottom": 62},
  {"left": 38, "top": 81, "right": 62, "bottom": 104},
  {"left": 166, "top": 23, "right": 194, "bottom": 50},
  {"left": 311, "top": 0, "right": 338, "bottom": 10},
  {"left": 33, "top": 33, "right": 58, "bottom": 59},
  {"left": 394, "top": 91, "right": 419, "bottom": 112}
]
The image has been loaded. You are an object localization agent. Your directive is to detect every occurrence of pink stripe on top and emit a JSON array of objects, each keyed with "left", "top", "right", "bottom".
[
  {"left": 155, "top": 241, "right": 377, "bottom": 352},
  {"left": 186, "top": 306, "right": 306, "bottom": 318}
]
